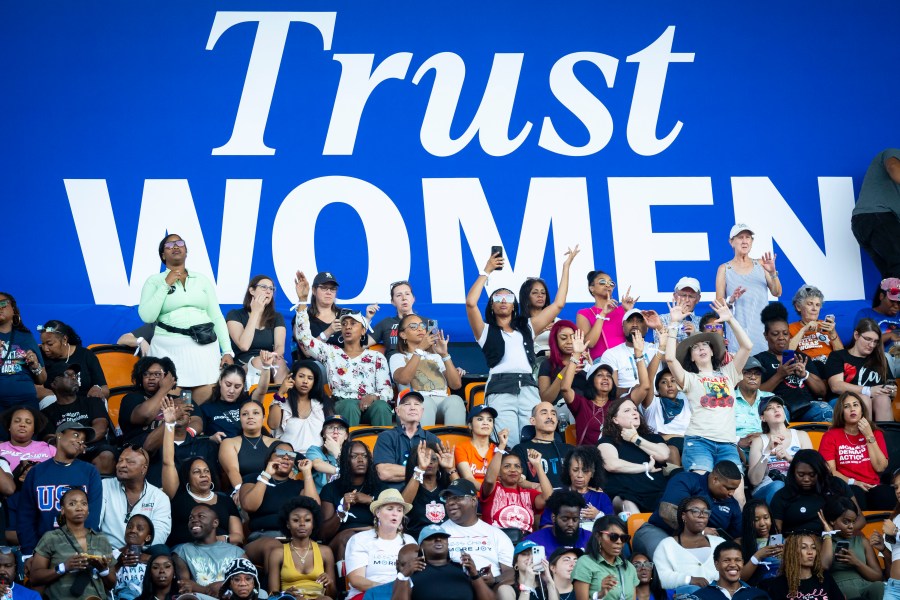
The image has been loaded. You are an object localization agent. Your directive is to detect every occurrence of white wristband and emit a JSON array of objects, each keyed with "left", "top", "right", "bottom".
[
  {"left": 99, "top": 568, "right": 110, "bottom": 577},
  {"left": 165, "top": 423, "right": 175, "bottom": 432},
  {"left": 750, "top": 555, "right": 760, "bottom": 565},
  {"left": 862, "top": 386, "right": 872, "bottom": 397},
  {"left": 848, "top": 478, "right": 856, "bottom": 486}
]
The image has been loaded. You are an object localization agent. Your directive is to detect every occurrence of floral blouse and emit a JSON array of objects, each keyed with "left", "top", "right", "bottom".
[{"left": 294, "top": 310, "right": 393, "bottom": 402}]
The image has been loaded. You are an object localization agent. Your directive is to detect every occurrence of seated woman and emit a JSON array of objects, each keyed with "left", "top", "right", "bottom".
[
  {"left": 112, "top": 514, "right": 155, "bottom": 600},
  {"left": 401, "top": 440, "right": 459, "bottom": 539},
  {"left": 389, "top": 314, "right": 465, "bottom": 426},
  {"left": 344, "top": 489, "right": 416, "bottom": 600},
  {"left": 737, "top": 499, "right": 782, "bottom": 586},
  {"left": 29, "top": 487, "right": 116, "bottom": 600},
  {"left": 825, "top": 319, "right": 895, "bottom": 421},
  {"left": 199, "top": 362, "right": 270, "bottom": 440},
  {"left": 598, "top": 398, "right": 670, "bottom": 514},
  {"left": 654, "top": 496, "right": 724, "bottom": 595},
  {"left": 220, "top": 398, "right": 278, "bottom": 490},
  {"left": 759, "top": 532, "right": 846, "bottom": 600},
  {"left": 467, "top": 247, "right": 578, "bottom": 447},
  {"left": 819, "top": 391, "right": 892, "bottom": 510},
  {"left": 539, "top": 446, "right": 614, "bottom": 529},
  {"left": 0, "top": 291, "right": 46, "bottom": 410},
  {"left": 479, "top": 429, "right": 553, "bottom": 538},
  {"left": 560, "top": 330, "right": 622, "bottom": 446},
  {"left": 0, "top": 406, "right": 55, "bottom": 469},
  {"left": 226, "top": 274, "right": 288, "bottom": 385},
  {"left": 161, "top": 397, "right": 242, "bottom": 547},
  {"left": 755, "top": 302, "right": 831, "bottom": 422},
  {"left": 269, "top": 359, "right": 332, "bottom": 454},
  {"left": 537, "top": 319, "right": 588, "bottom": 405},
  {"left": 217, "top": 558, "right": 265, "bottom": 600},
  {"left": 789, "top": 285, "right": 843, "bottom": 364},
  {"left": 631, "top": 553, "right": 670, "bottom": 600},
  {"left": 747, "top": 396, "right": 812, "bottom": 505},
  {"left": 770, "top": 449, "right": 861, "bottom": 535},
  {"left": 37, "top": 319, "right": 108, "bottom": 403},
  {"left": 576, "top": 271, "right": 637, "bottom": 362},
  {"left": 497, "top": 539, "right": 557, "bottom": 600},
  {"left": 266, "top": 496, "right": 336, "bottom": 599},
  {"left": 293, "top": 272, "right": 393, "bottom": 427},
  {"left": 319, "top": 440, "right": 381, "bottom": 561},
  {"left": 137, "top": 547, "right": 178, "bottom": 600},
  {"left": 822, "top": 496, "right": 884, "bottom": 600},
  {"left": 572, "top": 516, "right": 638, "bottom": 600},
  {"left": 854, "top": 278, "right": 900, "bottom": 352},
  {"left": 304, "top": 414, "right": 350, "bottom": 493},
  {"left": 642, "top": 367, "right": 690, "bottom": 466},
  {"left": 454, "top": 405, "right": 497, "bottom": 490},
  {"left": 138, "top": 233, "right": 234, "bottom": 403}
]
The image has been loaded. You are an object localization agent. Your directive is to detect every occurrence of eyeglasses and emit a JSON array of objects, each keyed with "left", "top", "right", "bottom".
[
  {"left": 0, "top": 300, "right": 9, "bottom": 309},
  {"left": 632, "top": 560, "right": 653, "bottom": 569},
  {"left": 317, "top": 285, "right": 337, "bottom": 292},
  {"left": 406, "top": 322, "right": 428, "bottom": 330},
  {"left": 492, "top": 293, "right": 515, "bottom": 304},
  {"left": 601, "top": 531, "right": 631, "bottom": 543},
  {"left": 255, "top": 284, "right": 276, "bottom": 293},
  {"left": 742, "top": 371, "right": 762, "bottom": 378},
  {"left": 704, "top": 324, "right": 724, "bottom": 332},
  {"left": 859, "top": 335, "right": 880, "bottom": 344},
  {"left": 324, "top": 425, "right": 345, "bottom": 433},
  {"left": 144, "top": 371, "right": 165, "bottom": 378},
  {"left": 275, "top": 449, "right": 299, "bottom": 460},
  {"left": 593, "top": 279, "right": 616, "bottom": 288},
  {"left": 163, "top": 240, "right": 186, "bottom": 249},
  {"left": 685, "top": 508, "right": 712, "bottom": 517},
  {"left": 390, "top": 280, "right": 411, "bottom": 294}
]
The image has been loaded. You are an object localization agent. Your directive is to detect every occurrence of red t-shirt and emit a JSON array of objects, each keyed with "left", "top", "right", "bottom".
[
  {"left": 819, "top": 428, "right": 888, "bottom": 486},
  {"left": 479, "top": 482, "right": 541, "bottom": 533}
]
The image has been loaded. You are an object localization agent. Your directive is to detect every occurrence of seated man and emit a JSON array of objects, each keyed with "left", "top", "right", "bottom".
[
  {"left": 634, "top": 460, "right": 743, "bottom": 560},
  {"left": 0, "top": 547, "right": 40, "bottom": 600},
  {"left": 511, "top": 402, "right": 572, "bottom": 489},
  {"left": 524, "top": 490, "right": 591, "bottom": 554},
  {"left": 439, "top": 479, "right": 513, "bottom": 587},
  {"left": 373, "top": 390, "right": 439, "bottom": 490},
  {"left": 173, "top": 505, "right": 245, "bottom": 597},
  {"left": 99, "top": 445, "right": 172, "bottom": 547},
  {"left": 691, "top": 541, "right": 770, "bottom": 600},
  {"left": 600, "top": 309, "right": 662, "bottom": 391},
  {"left": 734, "top": 357, "right": 773, "bottom": 454}
]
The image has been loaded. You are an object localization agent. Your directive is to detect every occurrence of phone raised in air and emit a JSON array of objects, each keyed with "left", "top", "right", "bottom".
[
  {"left": 531, "top": 545, "right": 545, "bottom": 572},
  {"left": 181, "top": 389, "right": 193, "bottom": 406},
  {"left": 491, "top": 245, "right": 503, "bottom": 270}
]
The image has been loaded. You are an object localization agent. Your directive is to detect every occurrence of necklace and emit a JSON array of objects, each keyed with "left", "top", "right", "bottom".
[
  {"left": 186, "top": 483, "right": 214, "bottom": 502},
  {"left": 844, "top": 428, "right": 862, "bottom": 445},
  {"left": 290, "top": 540, "right": 312, "bottom": 565},
  {"left": 242, "top": 435, "right": 262, "bottom": 450}
]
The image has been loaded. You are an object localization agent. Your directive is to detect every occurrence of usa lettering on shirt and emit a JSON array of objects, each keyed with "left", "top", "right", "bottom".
[{"left": 37, "top": 485, "right": 88, "bottom": 512}]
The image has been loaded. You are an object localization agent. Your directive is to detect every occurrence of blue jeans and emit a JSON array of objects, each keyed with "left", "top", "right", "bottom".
[
  {"left": 752, "top": 479, "right": 785, "bottom": 505},
  {"left": 682, "top": 436, "right": 743, "bottom": 473},
  {"left": 674, "top": 584, "right": 702, "bottom": 599},
  {"left": 798, "top": 399, "right": 835, "bottom": 422},
  {"left": 885, "top": 578, "right": 900, "bottom": 600}
]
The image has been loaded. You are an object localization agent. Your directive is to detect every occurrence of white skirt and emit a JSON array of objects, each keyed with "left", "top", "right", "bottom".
[{"left": 150, "top": 333, "right": 220, "bottom": 387}]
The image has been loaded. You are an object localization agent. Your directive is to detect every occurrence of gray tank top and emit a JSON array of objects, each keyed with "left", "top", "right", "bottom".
[{"left": 724, "top": 260, "right": 769, "bottom": 355}]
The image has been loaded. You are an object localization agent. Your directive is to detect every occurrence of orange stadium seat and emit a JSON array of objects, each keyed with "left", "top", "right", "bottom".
[
  {"left": 627, "top": 512, "right": 652, "bottom": 540},
  {"left": 349, "top": 426, "right": 392, "bottom": 451},
  {"left": 88, "top": 344, "right": 139, "bottom": 389},
  {"left": 425, "top": 425, "right": 472, "bottom": 449},
  {"left": 565, "top": 424, "right": 577, "bottom": 445},
  {"left": 464, "top": 383, "right": 486, "bottom": 410},
  {"left": 107, "top": 385, "right": 138, "bottom": 430}
]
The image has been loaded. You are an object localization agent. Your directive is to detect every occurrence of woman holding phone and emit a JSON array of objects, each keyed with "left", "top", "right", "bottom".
[
  {"left": 824, "top": 319, "right": 895, "bottom": 421},
  {"left": 788, "top": 285, "right": 843, "bottom": 364},
  {"left": 466, "top": 246, "right": 579, "bottom": 447}
]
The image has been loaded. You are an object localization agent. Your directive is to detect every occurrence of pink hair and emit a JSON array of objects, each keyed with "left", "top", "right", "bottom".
[{"left": 548, "top": 319, "right": 578, "bottom": 373}]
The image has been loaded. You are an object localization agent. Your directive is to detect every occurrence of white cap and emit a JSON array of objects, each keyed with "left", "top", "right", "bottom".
[
  {"left": 674, "top": 277, "right": 701, "bottom": 294},
  {"left": 623, "top": 308, "right": 643, "bottom": 322},
  {"left": 729, "top": 223, "right": 754, "bottom": 239}
]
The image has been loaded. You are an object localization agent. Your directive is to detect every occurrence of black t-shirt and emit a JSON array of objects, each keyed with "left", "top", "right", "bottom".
[
  {"left": 131, "top": 323, "right": 156, "bottom": 342},
  {"left": 146, "top": 433, "right": 219, "bottom": 488},
  {"left": 512, "top": 439, "right": 573, "bottom": 489},
  {"left": 307, "top": 310, "right": 342, "bottom": 347},
  {"left": 320, "top": 479, "right": 381, "bottom": 531},
  {"left": 40, "top": 395, "right": 109, "bottom": 440},
  {"left": 410, "top": 562, "right": 475, "bottom": 600},
  {"left": 119, "top": 392, "right": 159, "bottom": 442},
  {"left": 760, "top": 572, "right": 845, "bottom": 600},
  {"left": 538, "top": 360, "right": 588, "bottom": 400},
  {"left": 824, "top": 350, "right": 886, "bottom": 391},
  {"left": 371, "top": 315, "right": 402, "bottom": 361},
  {"left": 406, "top": 484, "right": 447, "bottom": 539},
  {"left": 44, "top": 346, "right": 107, "bottom": 395},
  {"left": 225, "top": 308, "right": 286, "bottom": 365},
  {"left": 755, "top": 351, "right": 822, "bottom": 419},
  {"left": 168, "top": 490, "right": 240, "bottom": 546},
  {"left": 770, "top": 480, "right": 853, "bottom": 535},
  {"left": 600, "top": 433, "right": 668, "bottom": 513},
  {"left": 240, "top": 472, "right": 306, "bottom": 532},
  {"left": 200, "top": 398, "right": 247, "bottom": 438}
]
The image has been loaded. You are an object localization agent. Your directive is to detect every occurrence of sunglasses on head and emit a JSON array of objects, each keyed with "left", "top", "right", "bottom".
[
  {"left": 390, "top": 280, "right": 411, "bottom": 294},
  {"left": 492, "top": 293, "right": 515, "bottom": 303},
  {"left": 163, "top": 240, "right": 186, "bottom": 249},
  {"left": 601, "top": 531, "right": 630, "bottom": 543},
  {"left": 883, "top": 286, "right": 900, "bottom": 296},
  {"left": 36, "top": 324, "right": 62, "bottom": 333}
]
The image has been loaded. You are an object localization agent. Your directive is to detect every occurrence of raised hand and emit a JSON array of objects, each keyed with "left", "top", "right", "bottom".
[
  {"left": 294, "top": 270, "right": 311, "bottom": 302},
  {"left": 667, "top": 301, "right": 686, "bottom": 324},
  {"left": 527, "top": 448, "right": 544, "bottom": 471},
  {"left": 161, "top": 396, "right": 177, "bottom": 424},
  {"left": 632, "top": 331, "right": 645, "bottom": 356},
  {"left": 278, "top": 375, "right": 294, "bottom": 395},
  {"left": 728, "top": 286, "right": 747, "bottom": 305},
  {"left": 572, "top": 329, "right": 587, "bottom": 355},
  {"left": 641, "top": 310, "right": 661, "bottom": 330},
  {"left": 600, "top": 298, "right": 619, "bottom": 317},
  {"left": 497, "top": 428, "right": 510, "bottom": 450},
  {"left": 438, "top": 441, "right": 456, "bottom": 470},
  {"left": 563, "top": 245, "right": 581, "bottom": 266},
  {"left": 485, "top": 251, "right": 504, "bottom": 273},
  {"left": 760, "top": 252, "right": 777, "bottom": 274},
  {"left": 620, "top": 286, "right": 639, "bottom": 311},
  {"left": 259, "top": 350, "right": 277, "bottom": 368},
  {"left": 366, "top": 304, "right": 380, "bottom": 319},
  {"left": 710, "top": 297, "right": 734, "bottom": 323},
  {"left": 417, "top": 443, "right": 433, "bottom": 469},
  {"left": 433, "top": 330, "right": 450, "bottom": 355}
]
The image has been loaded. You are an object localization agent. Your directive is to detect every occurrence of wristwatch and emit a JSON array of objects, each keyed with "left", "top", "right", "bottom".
[{"left": 56, "top": 562, "right": 66, "bottom": 575}]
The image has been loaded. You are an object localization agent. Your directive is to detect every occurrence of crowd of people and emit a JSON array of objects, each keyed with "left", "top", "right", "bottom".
[{"left": 2, "top": 198, "right": 900, "bottom": 600}]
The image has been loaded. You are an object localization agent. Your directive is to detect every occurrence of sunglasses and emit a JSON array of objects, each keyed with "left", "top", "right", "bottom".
[
  {"left": 406, "top": 323, "right": 428, "bottom": 330},
  {"left": 685, "top": 508, "right": 712, "bottom": 517},
  {"left": 390, "top": 280, "right": 411, "bottom": 294},
  {"left": 275, "top": 449, "right": 299, "bottom": 460},
  {"left": 593, "top": 278, "right": 616, "bottom": 288},
  {"left": 632, "top": 560, "right": 653, "bottom": 569},
  {"left": 255, "top": 284, "right": 276, "bottom": 293},
  {"left": 601, "top": 531, "right": 630, "bottom": 543},
  {"left": 492, "top": 293, "right": 516, "bottom": 304},
  {"left": 704, "top": 324, "right": 724, "bottom": 332},
  {"left": 36, "top": 324, "right": 62, "bottom": 333},
  {"left": 163, "top": 240, "right": 186, "bottom": 249},
  {"left": 0, "top": 300, "right": 9, "bottom": 309},
  {"left": 121, "top": 443, "right": 151, "bottom": 463}
]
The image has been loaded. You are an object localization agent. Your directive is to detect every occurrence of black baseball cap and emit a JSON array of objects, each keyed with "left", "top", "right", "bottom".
[
  {"left": 439, "top": 478, "right": 477, "bottom": 500},
  {"left": 312, "top": 272, "right": 339, "bottom": 287},
  {"left": 466, "top": 405, "right": 498, "bottom": 423},
  {"left": 44, "top": 363, "right": 81, "bottom": 389}
]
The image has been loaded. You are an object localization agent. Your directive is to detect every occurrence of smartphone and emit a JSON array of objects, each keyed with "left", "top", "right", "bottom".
[
  {"left": 825, "top": 314, "right": 835, "bottom": 322},
  {"left": 180, "top": 389, "right": 193, "bottom": 406},
  {"left": 531, "top": 545, "right": 545, "bottom": 572},
  {"left": 491, "top": 245, "right": 503, "bottom": 270},
  {"left": 768, "top": 534, "right": 783, "bottom": 546},
  {"left": 128, "top": 544, "right": 142, "bottom": 557},
  {"left": 426, "top": 319, "right": 438, "bottom": 333},
  {"left": 781, "top": 350, "right": 795, "bottom": 363},
  {"left": 835, "top": 540, "right": 850, "bottom": 554}
]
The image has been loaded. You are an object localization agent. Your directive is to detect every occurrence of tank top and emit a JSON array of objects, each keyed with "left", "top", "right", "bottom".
[
  {"left": 756, "top": 430, "right": 801, "bottom": 488},
  {"left": 724, "top": 260, "right": 769, "bottom": 355},
  {"left": 830, "top": 535, "right": 867, "bottom": 581},
  {"left": 281, "top": 541, "right": 325, "bottom": 594},
  {"left": 237, "top": 435, "right": 274, "bottom": 478}
]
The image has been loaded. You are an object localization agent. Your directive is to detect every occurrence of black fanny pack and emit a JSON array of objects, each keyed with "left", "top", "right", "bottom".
[
  {"left": 485, "top": 372, "right": 537, "bottom": 396},
  {"left": 157, "top": 321, "right": 217, "bottom": 345}
]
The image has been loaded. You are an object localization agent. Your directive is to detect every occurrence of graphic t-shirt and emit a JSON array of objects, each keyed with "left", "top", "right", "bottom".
[
  {"left": 43, "top": 346, "right": 107, "bottom": 396},
  {"left": 818, "top": 428, "right": 887, "bottom": 486},
  {"left": 0, "top": 440, "right": 56, "bottom": 470},
  {"left": 681, "top": 361, "right": 741, "bottom": 443},
  {"left": 479, "top": 482, "right": 540, "bottom": 532},
  {"left": 789, "top": 321, "right": 837, "bottom": 363},
  {"left": 40, "top": 396, "right": 109, "bottom": 441},
  {"left": 760, "top": 572, "right": 844, "bottom": 600},
  {"left": 823, "top": 349, "right": 887, "bottom": 394},
  {"left": 344, "top": 530, "right": 416, "bottom": 597},
  {"left": 172, "top": 542, "right": 244, "bottom": 587},
  {"left": 0, "top": 329, "right": 43, "bottom": 407},
  {"left": 389, "top": 351, "right": 447, "bottom": 394},
  {"left": 454, "top": 441, "right": 495, "bottom": 487},
  {"left": 441, "top": 518, "right": 515, "bottom": 576},
  {"left": 755, "top": 351, "right": 821, "bottom": 419}
]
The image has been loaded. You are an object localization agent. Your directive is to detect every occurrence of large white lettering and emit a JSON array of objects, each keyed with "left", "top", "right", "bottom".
[{"left": 422, "top": 178, "right": 595, "bottom": 303}]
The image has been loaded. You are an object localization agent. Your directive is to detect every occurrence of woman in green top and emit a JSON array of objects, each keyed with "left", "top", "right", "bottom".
[
  {"left": 30, "top": 487, "right": 116, "bottom": 599},
  {"left": 138, "top": 234, "right": 234, "bottom": 402},
  {"left": 573, "top": 515, "right": 638, "bottom": 600},
  {"left": 823, "top": 496, "right": 884, "bottom": 599}
]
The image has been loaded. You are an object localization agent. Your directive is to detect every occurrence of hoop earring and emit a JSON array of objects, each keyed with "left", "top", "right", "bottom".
[
  {"left": 185, "top": 482, "right": 192, "bottom": 494},
  {"left": 209, "top": 482, "right": 214, "bottom": 491}
]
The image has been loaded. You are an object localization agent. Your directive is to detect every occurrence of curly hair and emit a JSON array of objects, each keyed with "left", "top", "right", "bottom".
[
  {"left": 560, "top": 445, "right": 605, "bottom": 489},
  {"left": 675, "top": 495, "right": 709, "bottom": 535},
  {"left": 131, "top": 356, "right": 177, "bottom": 388},
  {"left": 600, "top": 398, "right": 653, "bottom": 444},
  {"left": 278, "top": 495, "right": 322, "bottom": 539},
  {"left": 335, "top": 440, "right": 379, "bottom": 495},
  {"left": 760, "top": 302, "right": 789, "bottom": 334},
  {"left": 780, "top": 533, "right": 823, "bottom": 595},
  {"left": 0, "top": 292, "right": 30, "bottom": 333}
]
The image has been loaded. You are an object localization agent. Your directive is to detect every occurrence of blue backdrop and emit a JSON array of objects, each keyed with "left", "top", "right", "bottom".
[{"left": 4, "top": 1, "right": 898, "bottom": 347}]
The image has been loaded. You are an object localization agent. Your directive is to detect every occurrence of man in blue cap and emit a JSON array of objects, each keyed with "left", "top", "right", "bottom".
[{"left": 524, "top": 490, "right": 592, "bottom": 555}]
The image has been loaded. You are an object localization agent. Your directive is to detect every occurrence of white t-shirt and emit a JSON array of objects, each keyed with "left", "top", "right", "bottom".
[
  {"left": 600, "top": 342, "right": 660, "bottom": 390},
  {"left": 274, "top": 399, "right": 325, "bottom": 455},
  {"left": 441, "top": 518, "right": 514, "bottom": 576},
  {"left": 389, "top": 351, "right": 447, "bottom": 395},
  {"left": 643, "top": 393, "right": 691, "bottom": 436},
  {"left": 344, "top": 529, "right": 416, "bottom": 597},
  {"left": 681, "top": 361, "right": 741, "bottom": 443},
  {"left": 477, "top": 322, "right": 535, "bottom": 375}
]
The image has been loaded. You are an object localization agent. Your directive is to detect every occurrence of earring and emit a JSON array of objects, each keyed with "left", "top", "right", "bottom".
[{"left": 209, "top": 482, "right": 214, "bottom": 491}]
